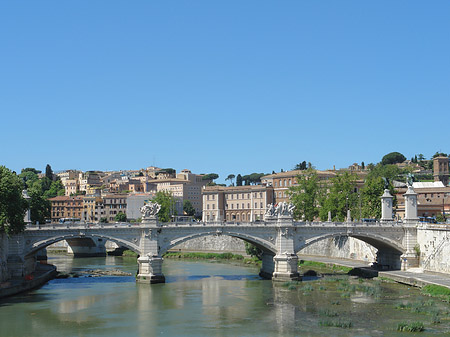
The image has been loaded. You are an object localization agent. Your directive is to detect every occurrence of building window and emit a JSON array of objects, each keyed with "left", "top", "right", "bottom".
[
  {"left": 242, "top": 203, "right": 244, "bottom": 209},
  {"left": 255, "top": 202, "right": 257, "bottom": 208},
  {"left": 247, "top": 203, "right": 250, "bottom": 208}
]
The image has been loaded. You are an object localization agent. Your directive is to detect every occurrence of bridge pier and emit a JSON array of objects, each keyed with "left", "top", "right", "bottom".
[
  {"left": 136, "top": 255, "right": 165, "bottom": 284},
  {"left": 272, "top": 253, "right": 299, "bottom": 282},
  {"left": 259, "top": 252, "right": 275, "bottom": 279}
]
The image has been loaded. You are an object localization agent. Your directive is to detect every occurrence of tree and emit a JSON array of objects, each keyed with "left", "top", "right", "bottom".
[
  {"left": 43, "top": 180, "right": 65, "bottom": 199},
  {"left": 361, "top": 162, "right": 365, "bottom": 170},
  {"left": 100, "top": 217, "right": 108, "bottom": 223},
  {"left": 225, "top": 174, "right": 235, "bottom": 186},
  {"left": 0, "top": 166, "right": 28, "bottom": 234},
  {"left": 294, "top": 161, "right": 307, "bottom": 170},
  {"left": 202, "top": 173, "right": 219, "bottom": 182},
  {"left": 236, "top": 174, "right": 243, "bottom": 186},
  {"left": 288, "top": 169, "right": 323, "bottom": 221},
  {"left": 433, "top": 152, "right": 448, "bottom": 158},
  {"left": 245, "top": 242, "right": 262, "bottom": 260},
  {"left": 417, "top": 154, "right": 425, "bottom": 161},
  {"left": 45, "top": 164, "right": 54, "bottom": 181},
  {"left": 28, "top": 180, "right": 51, "bottom": 224},
  {"left": 319, "top": 172, "right": 358, "bottom": 221},
  {"left": 183, "top": 200, "right": 196, "bottom": 216},
  {"left": 153, "top": 191, "right": 176, "bottom": 222},
  {"left": 381, "top": 152, "right": 406, "bottom": 165},
  {"left": 115, "top": 212, "right": 127, "bottom": 222},
  {"left": 242, "top": 175, "right": 250, "bottom": 185},
  {"left": 360, "top": 177, "right": 385, "bottom": 219}
]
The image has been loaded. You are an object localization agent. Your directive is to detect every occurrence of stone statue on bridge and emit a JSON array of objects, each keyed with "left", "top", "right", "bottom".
[
  {"left": 265, "top": 202, "right": 295, "bottom": 218},
  {"left": 140, "top": 201, "right": 161, "bottom": 219}
]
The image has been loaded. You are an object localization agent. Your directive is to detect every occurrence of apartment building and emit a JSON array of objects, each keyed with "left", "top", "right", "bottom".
[
  {"left": 202, "top": 185, "right": 274, "bottom": 222},
  {"left": 82, "top": 195, "right": 104, "bottom": 222},
  {"left": 49, "top": 196, "right": 83, "bottom": 222},
  {"left": 156, "top": 169, "right": 209, "bottom": 216},
  {"left": 102, "top": 194, "right": 128, "bottom": 222}
]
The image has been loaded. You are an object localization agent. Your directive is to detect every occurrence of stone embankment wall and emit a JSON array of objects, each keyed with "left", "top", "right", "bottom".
[
  {"left": 299, "top": 236, "right": 377, "bottom": 263},
  {"left": 0, "top": 233, "right": 10, "bottom": 282},
  {"left": 417, "top": 225, "right": 450, "bottom": 273},
  {"left": 172, "top": 235, "right": 377, "bottom": 262}
]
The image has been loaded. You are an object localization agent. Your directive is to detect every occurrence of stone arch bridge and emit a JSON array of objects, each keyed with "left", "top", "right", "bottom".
[{"left": 7, "top": 216, "right": 419, "bottom": 283}]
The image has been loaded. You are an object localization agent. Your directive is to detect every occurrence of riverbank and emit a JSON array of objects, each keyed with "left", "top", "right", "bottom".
[
  {"left": 0, "top": 263, "right": 57, "bottom": 299},
  {"left": 299, "top": 254, "right": 450, "bottom": 292}
]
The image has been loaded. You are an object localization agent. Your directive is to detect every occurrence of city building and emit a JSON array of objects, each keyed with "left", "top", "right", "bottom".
[
  {"left": 49, "top": 196, "right": 83, "bottom": 222},
  {"left": 82, "top": 195, "right": 104, "bottom": 222},
  {"left": 202, "top": 185, "right": 274, "bottom": 222},
  {"left": 156, "top": 169, "right": 209, "bottom": 216},
  {"left": 395, "top": 181, "right": 450, "bottom": 220},
  {"left": 102, "top": 194, "right": 128, "bottom": 222}
]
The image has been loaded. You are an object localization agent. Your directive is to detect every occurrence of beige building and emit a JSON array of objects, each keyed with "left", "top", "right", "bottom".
[
  {"left": 261, "top": 168, "right": 367, "bottom": 205},
  {"left": 156, "top": 169, "right": 209, "bottom": 216},
  {"left": 202, "top": 185, "right": 274, "bottom": 222},
  {"left": 395, "top": 182, "right": 450, "bottom": 220},
  {"left": 79, "top": 171, "right": 103, "bottom": 192},
  {"left": 82, "top": 195, "right": 104, "bottom": 222}
]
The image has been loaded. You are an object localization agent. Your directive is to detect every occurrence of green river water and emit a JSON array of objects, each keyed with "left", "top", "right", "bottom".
[{"left": 1, "top": 255, "right": 450, "bottom": 336}]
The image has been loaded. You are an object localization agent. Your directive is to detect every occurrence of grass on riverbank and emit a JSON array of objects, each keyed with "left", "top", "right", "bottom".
[
  {"left": 163, "top": 252, "right": 261, "bottom": 266},
  {"left": 122, "top": 250, "right": 138, "bottom": 257},
  {"left": 421, "top": 285, "right": 450, "bottom": 302},
  {"left": 298, "top": 260, "right": 353, "bottom": 274}
]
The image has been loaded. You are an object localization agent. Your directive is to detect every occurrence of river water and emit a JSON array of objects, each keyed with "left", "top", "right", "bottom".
[{"left": 2, "top": 255, "right": 450, "bottom": 336}]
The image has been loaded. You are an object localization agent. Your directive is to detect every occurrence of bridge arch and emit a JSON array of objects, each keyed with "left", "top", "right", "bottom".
[
  {"left": 297, "top": 232, "right": 405, "bottom": 255},
  {"left": 26, "top": 234, "right": 141, "bottom": 258},
  {"left": 159, "top": 230, "right": 276, "bottom": 256}
]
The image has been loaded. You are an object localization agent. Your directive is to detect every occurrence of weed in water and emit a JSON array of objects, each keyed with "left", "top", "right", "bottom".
[
  {"left": 396, "top": 321, "right": 424, "bottom": 332},
  {"left": 319, "top": 309, "right": 338, "bottom": 317},
  {"left": 319, "top": 319, "right": 352, "bottom": 328}
]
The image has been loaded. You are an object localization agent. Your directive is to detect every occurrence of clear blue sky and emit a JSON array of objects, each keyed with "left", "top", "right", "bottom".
[{"left": 1, "top": 1, "right": 449, "bottom": 183}]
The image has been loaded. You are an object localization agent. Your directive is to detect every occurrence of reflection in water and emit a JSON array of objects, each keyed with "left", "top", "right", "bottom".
[{"left": 3, "top": 256, "right": 450, "bottom": 336}]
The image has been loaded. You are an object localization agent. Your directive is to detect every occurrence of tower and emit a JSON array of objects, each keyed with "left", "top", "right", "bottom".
[{"left": 433, "top": 156, "right": 449, "bottom": 186}]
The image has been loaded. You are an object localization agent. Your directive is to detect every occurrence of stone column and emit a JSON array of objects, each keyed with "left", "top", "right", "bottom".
[
  {"left": 346, "top": 210, "right": 352, "bottom": 223},
  {"left": 404, "top": 186, "right": 419, "bottom": 222},
  {"left": 381, "top": 189, "right": 393, "bottom": 222}
]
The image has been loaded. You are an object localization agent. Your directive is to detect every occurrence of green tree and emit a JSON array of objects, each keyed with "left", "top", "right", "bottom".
[
  {"left": 115, "top": 212, "right": 127, "bottom": 222},
  {"left": 436, "top": 213, "right": 445, "bottom": 223},
  {"left": 225, "top": 174, "right": 235, "bottom": 186},
  {"left": 236, "top": 174, "right": 243, "bottom": 186},
  {"left": 153, "top": 190, "right": 176, "bottom": 222},
  {"left": 360, "top": 177, "right": 385, "bottom": 219},
  {"left": 45, "top": 164, "right": 54, "bottom": 180},
  {"left": 183, "top": 199, "right": 196, "bottom": 216},
  {"left": 381, "top": 152, "right": 406, "bottom": 165},
  {"left": 433, "top": 152, "right": 448, "bottom": 158},
  {"left": 0, "top": 166, "right": 28, "bottom": 234},
  {"left": 417, "top": 154, "right": 425, "bottom": 161},
  {"left": 100, "top": 217, "right": 108, "bottom": 223},
  {"left": 319, "top": 172, "right": 358, "bottom": 221},
  {"left": 294, "top": 161, "right": 307, "bottom": 170},
  {"left": 288, "top": 169, "right": 323, "bottom": 221},
  {"left": 43, "top": 180, "right": 65, "bottom": 199},
  {"left": 202, "top": 173, "right": 219, "bottom": 182},
  {"left": 245, "top": 242, "right": 262, "bottom": 260},
  {"left": 28, "top": 180, "right": 51, "bottom": 224}
]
